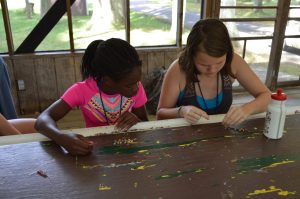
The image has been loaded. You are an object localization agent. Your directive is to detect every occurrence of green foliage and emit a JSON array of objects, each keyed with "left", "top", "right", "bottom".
[
  {"left": 0, "top": 8, "right": 173, "bottom": 52},
  {"left": 130, "top": 12, "right": 171, "bottom": 31}
]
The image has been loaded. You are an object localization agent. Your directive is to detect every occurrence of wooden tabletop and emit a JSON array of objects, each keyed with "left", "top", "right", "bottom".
[{"left": 1, "top": 114, "right": 300, "bottom": 199}]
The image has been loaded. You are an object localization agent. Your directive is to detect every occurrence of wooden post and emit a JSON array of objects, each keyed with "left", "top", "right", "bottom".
[
  {"left": 176, "top": 0, "right": 184, "bottom": 48},
  {"left": 0, "top": 0, "right": 14, "bottom": 55},
  {"left": 265, "top": 0, "right": 290, "bottom": 90},
  {"left": 66, "top": 0, "right": 74, "bottom": 52},
  {"left": 125, "top": 0, "right": 130, "bottom": 43},
  {"left": 203, "top": 0, "right": 220, "bottom": 19}
]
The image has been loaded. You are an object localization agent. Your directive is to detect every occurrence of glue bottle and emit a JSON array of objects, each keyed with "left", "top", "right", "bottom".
[{"left": 264, "top": 88, "right": 287, "bottom": 139}]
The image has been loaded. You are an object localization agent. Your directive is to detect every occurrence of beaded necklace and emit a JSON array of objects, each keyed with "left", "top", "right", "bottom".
[
  {"left": 97, "top": 80, "right": 123, "bottom": 125},
  {"left": 196, "top": 73, "right": 219, "bottom": 114}
]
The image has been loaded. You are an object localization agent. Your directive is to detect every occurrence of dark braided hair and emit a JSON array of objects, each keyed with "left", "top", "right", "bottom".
[
  {"left": 81, "top": 40, "right": 103, "bottom": 80},
  {"left": 179, "top": 19, "right": 234, "bottom": 84},
  {"left": 81, "top": 38, "right": 142, "bottom": 82}
]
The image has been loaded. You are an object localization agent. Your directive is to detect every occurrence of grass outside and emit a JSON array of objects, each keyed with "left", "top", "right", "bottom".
[
  {"left": 0, "top": 1, "right": 299, "bottom": 77},
  {"left": 0, "top": 8, "right": 174, "bottom": 51},
  {"left": 0, "top": 0, "right": 292, "bottom": 51}
]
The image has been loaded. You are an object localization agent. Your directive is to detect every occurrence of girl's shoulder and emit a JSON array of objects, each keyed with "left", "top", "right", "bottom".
[
  {"left": 167, "top": 59, "right": 185, "bottom": 78},
  {"left": 165, "top": 59, "right": 187, "bottom": 90},
  {"left": 69, "top": 77, "right": 98, "bottom": 92},
  {"left": 230, "top": 52, "right": 246, "bottom": 74}
]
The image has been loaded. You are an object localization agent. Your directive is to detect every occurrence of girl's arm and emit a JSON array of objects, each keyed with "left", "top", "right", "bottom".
[
  {"left": 156, "top": 61, "right": 209, "bottom": 122},
  {"left": 35, "top": 99, "right": 93, "bottom": 155},
  {"left": 115, "top": 105, "right": 148, "bottom": 131},
  {"left": 0, "top": 113, "right": 21, "bottom": 136},
  {"left": 156, "top": 61, "right": 184, "bottom": 120},
  {"left": 35, "top": 99, "right": 72, "bottom": 140},
  {"left": 223, "top": 53, "right": 271, "bottom": 126},
  {"left": 8, "top": 118, "right": 36, "bottom": 134}
]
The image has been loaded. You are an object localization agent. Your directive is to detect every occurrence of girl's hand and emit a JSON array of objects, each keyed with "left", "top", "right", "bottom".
[
  {"left": 180, "top": 105, "right": 209, "bottom": 124},
  {"left": 115, "top": 111, "right": 141, "bottom": 132},
  {"left": 56, "top": 133, "right": 94, "bottom": 155},
  {"left": 222, "top": 106, "right": 250, "bottom": 128}
]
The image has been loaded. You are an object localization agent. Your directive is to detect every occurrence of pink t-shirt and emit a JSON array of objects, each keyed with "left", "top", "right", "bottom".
[{"left": 61, "top": 78, "right": 147, "bottom": 128}]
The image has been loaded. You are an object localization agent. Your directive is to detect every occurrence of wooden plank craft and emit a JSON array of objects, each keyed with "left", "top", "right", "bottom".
[{"left": 1, "top": 115, "right": 300, "bottom": 198}]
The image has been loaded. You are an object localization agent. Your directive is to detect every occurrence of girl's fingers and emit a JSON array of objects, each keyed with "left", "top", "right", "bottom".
[
  {"left": 235, "top": 117, "right": 245, "bottom": 125},
  {"left": 116, "top": 115, "right": 131, "bottom": 130},
  {"left": 193, "top": 108, "right": 209, "bottom": 120},
  {"left": 186, "top": 115, "right": 199, "bottom": 124},
  {"left": 116, "top": 115, "right": 126, "bottom": 129},
  {"left": 188, "top": 112, "right": 201, "bottom": 120},
  {"left": 77, "top": 134, "right": 93, "bottom": 145},
  {"left": 116, "top": 113, "right": 139, "bottom": 131},
  {"left": 119, "top": 117, "right": 134, "bottom": 131},
  {"left": 122, "top": 118, "right": 138, "bottom": 131},
  {"left": 223, "top": 108, "right": 246, "bottom": 127},
  {"left": 73, "top": 146, "right": 90, "bottom": 155},
  {"left": 223, "top": 106, "right": 236, "bottom": 121},
  {"left": 76, "top": 135, "right": 94, "bottom": 150}
]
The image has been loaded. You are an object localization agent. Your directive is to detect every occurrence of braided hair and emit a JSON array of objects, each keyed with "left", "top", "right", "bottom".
[{"left": 80, "top": 38, "right": 142, "bottom": 82}]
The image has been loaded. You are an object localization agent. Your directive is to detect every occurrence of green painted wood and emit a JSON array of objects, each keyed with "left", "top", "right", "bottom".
[{"left": 1, "top": 115, "right": 300, "bottom": 198}]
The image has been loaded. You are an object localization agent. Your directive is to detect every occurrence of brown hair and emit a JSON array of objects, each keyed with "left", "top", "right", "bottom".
[{"left": 179, "top": 19, "right": 234, "bottom": 83}]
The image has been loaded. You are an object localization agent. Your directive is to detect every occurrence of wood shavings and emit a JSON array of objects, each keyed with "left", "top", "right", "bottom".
[
  {"left": 113, "top": 138, "right": 137, "bottom": 145},
  {"left": 226, "top": 127, "right": 248, "bottom": 133}
]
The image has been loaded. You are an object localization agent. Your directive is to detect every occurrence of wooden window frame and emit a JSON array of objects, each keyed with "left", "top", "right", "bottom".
[{"left": 1, "top": 0, "right": 299, "bottom": 89}]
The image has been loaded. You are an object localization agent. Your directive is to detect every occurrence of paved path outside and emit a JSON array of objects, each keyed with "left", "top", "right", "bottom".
[{"left": 131, "top": 0, "right": 299, "bottom": 82}]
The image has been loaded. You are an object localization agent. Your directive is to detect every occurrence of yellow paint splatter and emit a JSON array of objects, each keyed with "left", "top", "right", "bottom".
[
  {"left": 201, "top": 139, "right": 208, "bottom": 142},
  {"left": 163, "top": 153, "right": 172, "bottom": 157},
  {"left": 131, "top": 164, "right": 156, "bottom": 170},
  {"left": 82, "top": 165, "right": 89, "bottom": 169},
  {"left": 231, "top": 176, "right": 236, "bottom": 179},
  {"left": 161, "top": 175, "right": 171, "bottom": 178},
  {"left": 195, "top": 169, "right": 203, "bottom": 173},
  {"left": 179, "top": 142, "right": 196, "bottom": 147},
  {"left": 138, "top": 150, "right": 148, "bottom": 153},
  {"left": 102, "top": 174, "right": 106, "bottom": 177},
  {"left": 81, "top": 164, "right": 104, "bottom": 169},
  {"left": 224, "top": 135, "right": 233, "bottom": 138},
  {"left": 283, "top": 130, "right": 287, "bottom": 134},
  {"left": 99, "top": 184, "right": 111, "bottom": 191},
  {"left": 134, "top": 182, "right": 138, "bottom": 188},
  {"left": 262, "top": 160, "right": 295, "bottom": 169},
  {"left": 156, "top": 140, "right": 160, "bottom": 144},
  {"left": 81, "top": 164, "right": 100, "bottom": 169},
  {"left": 247, "top": 186, "right": 296, "bottom": 197}
]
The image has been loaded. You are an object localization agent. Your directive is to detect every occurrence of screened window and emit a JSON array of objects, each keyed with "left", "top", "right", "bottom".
[
  {"left": 0, "top": 3, "right": 8, "bottom": 53},
  {"left": 279, "top": 1, "right": 300, "bottom": 82},
  {"left": 220, "top": 0, "right": 278, "bottom": 86}
]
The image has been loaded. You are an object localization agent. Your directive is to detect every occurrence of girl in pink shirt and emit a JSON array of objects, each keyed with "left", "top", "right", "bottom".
[{"left": 35, "top": 38, "right": 148, "bottom": 155}]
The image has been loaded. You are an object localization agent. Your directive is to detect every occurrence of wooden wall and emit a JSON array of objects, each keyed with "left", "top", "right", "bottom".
[{"left": 3, "top": 48, "right": 179, "bottom": 115}]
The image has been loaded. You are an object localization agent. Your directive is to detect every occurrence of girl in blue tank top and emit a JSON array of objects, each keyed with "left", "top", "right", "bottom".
[{"left": 157, "top": 19, "right": 271, "bottom": 128}]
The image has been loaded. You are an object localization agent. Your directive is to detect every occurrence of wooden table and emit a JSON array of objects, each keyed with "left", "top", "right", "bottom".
[{"left": 1, "top": 114, "right": 300, "bottom": 199}]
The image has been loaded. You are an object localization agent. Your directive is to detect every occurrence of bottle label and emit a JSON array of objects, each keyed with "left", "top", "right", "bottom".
[
  {"left": 264, "top": 111, "right": 271, "bottom": 134},
  {"left": 264, "top": 101, "right": 286, "bottom": 139}
]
